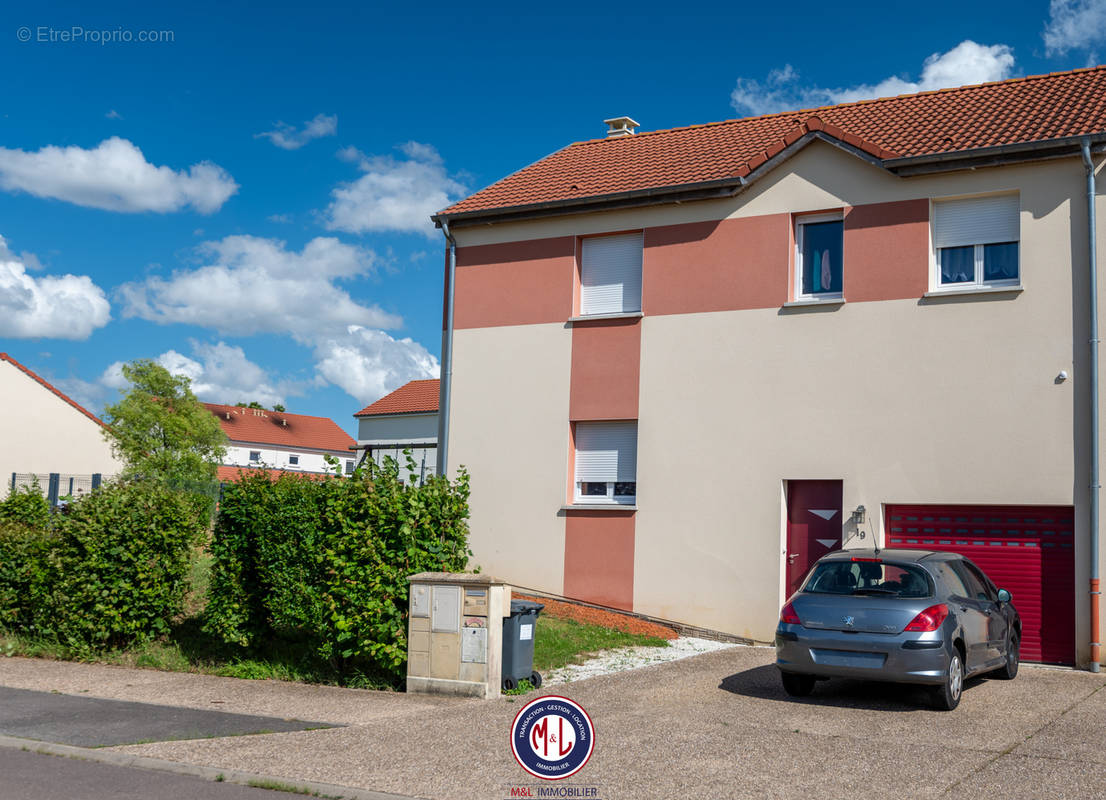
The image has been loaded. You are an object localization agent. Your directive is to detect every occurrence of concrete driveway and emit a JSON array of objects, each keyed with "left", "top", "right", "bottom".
[{"left": 1, "top": 648, "right": 1103, "bottom": 799}]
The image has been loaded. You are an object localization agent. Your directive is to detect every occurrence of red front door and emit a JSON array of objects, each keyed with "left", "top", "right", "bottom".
[{"left": 786, "top": 480, "right": 843, "bottom": 596}]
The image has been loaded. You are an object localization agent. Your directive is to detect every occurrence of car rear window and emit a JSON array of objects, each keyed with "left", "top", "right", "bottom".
[{"left": 803, "top": 561, "right": 934, "bottom": 598}]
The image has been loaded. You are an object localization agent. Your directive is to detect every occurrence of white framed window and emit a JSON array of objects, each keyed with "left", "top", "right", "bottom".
[
  {"left": 933, "top": 193, "right": 1020, "bottom": 289},
  {"left": 288, "top": 454, "right": 299, "bottom": 466},
  {"left": 573, "top": 421, "right": 637, "bottom": 504},
  {"left": 248, "top": 450, "right": 261, "bottom": 462},
  {"left": 579, "top": 232, "right": 642, "bottom": 315},
  {"left": 345, "top": 459, "right": 355, "bottom": 475},
  {"left": 794, "top": 213, "right": 844, "bottom": 300}
]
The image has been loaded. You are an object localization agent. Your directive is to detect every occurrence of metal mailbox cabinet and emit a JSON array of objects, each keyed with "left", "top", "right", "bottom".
[{"left": 406, "top": 572, "right": 511, "bottom": 698}]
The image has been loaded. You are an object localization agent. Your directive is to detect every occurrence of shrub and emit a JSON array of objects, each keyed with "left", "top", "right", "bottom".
[
  {"left": 0, "top": 522, "right": 58, "bottom": 635},
  {"left": 52, "top": 481, "right": 208, "bottom": 650},
  {"left": 204, "top": 455, "right": 472, "bottom": 685},
  {"left": 0, "top": 481, "right": 51, "bottom": 529}
]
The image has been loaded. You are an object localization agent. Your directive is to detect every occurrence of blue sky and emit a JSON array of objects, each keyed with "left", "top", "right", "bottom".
[{"left": 1, "top": 0, "right": 1103, "bottom": 434}]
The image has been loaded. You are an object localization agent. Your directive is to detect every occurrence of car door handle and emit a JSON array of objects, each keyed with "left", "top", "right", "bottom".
[{"left": 787, "top": 554, "right": 798, "bottom": 564}]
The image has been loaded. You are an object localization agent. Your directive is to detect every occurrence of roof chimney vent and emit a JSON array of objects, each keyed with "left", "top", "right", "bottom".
[{"left": 604, "top": 116, "right": 640, "bottom": 138}]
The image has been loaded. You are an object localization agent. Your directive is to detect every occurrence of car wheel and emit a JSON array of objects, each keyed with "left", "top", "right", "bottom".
[
  {"left": 996, "top": 634, "right": 1019, "bottom": 680},
  {"left": 530, "top": 671, "right": 543, "bottom": 689},
  {"left": 781, "top": 672, "right": 816, "bottom": 697},
  {"left": 932, "top": 651, "right": 963, "bottom": 711}
]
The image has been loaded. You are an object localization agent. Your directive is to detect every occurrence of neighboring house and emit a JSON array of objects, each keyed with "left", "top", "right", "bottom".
[
  {"left": 354, "top": 378, "right": 439, "bottom": 481},
  {"left": 432, "top": 66, "right": 1106, "bottom": 668},
  {"left": 0, "top": 353, "right": 123, "bottom": 493},
  {"left": 203, "top": 403, "right": 356, "bottom": 482}
]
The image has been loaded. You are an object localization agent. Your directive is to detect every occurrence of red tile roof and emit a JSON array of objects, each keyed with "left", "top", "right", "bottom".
[
  {"left": 1, "top": 352, "right": 105, "bottom": 427},
  {"left": 216, "top": 465, "right": 335, "bottom": 483},
  {"left": 441, "top": 66, "right": 1106, "bottom": 217},
  {"left": 204, "top": 403, "right": 356, "bottom": 451},
  {"left": 354, "top": 379, "right": 440, "bottom": 417}
]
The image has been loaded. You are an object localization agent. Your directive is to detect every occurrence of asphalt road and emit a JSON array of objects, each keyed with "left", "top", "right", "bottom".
[
  {"left": 0, "top": 686, "right": 335, "bottom": 747},
  {"left": 0, "top": 747, "right": 299, "bottom": 799}
]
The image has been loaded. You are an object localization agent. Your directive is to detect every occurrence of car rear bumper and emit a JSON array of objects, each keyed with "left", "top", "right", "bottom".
[{"left": 775, "top": 624, "right": 952, "bottom": 685}]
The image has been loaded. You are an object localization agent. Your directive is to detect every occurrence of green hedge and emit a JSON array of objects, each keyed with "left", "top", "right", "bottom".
[
  {"left": 0, "top": 481, "right": 207, "bottom": 650},
  {"left": 0, "top": 482, "right": 51, "bottom": 529},
  {"left": 54, "top": 481, "right": 207, "bottom": 649},
  {"left": 0, "top": 522, "right": 58, "bottom": 635},
  {"left": 204, "top": 456, "right": 471, "bottom": 684}
]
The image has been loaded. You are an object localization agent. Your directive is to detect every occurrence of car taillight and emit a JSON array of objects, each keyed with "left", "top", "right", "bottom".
[
  {"left": 904, "top": 603, "right": 949, "bottom": 632},
  {"left": 780, "top": 601, "right": 801, "bottom": 626}
]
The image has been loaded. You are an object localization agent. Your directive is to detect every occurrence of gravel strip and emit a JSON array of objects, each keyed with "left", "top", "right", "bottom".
[{"left": 542, "top": 636, "right": 749, "bottom": 684}]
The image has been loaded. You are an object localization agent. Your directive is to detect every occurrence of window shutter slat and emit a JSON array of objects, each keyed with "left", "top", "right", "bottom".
[
  {"left": 934, "top": 195, "right": 1019, "bottom": 248},
  {"left": 574, "top": 421, "right": 638, "bottom": 483},
  {"left": 580, "top": 233, "right": 642, "bottom": 314}
]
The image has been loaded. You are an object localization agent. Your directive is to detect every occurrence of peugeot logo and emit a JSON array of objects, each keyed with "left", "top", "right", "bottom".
[{"left": 843, "top": 615, "right": 855, "bottom": 627}]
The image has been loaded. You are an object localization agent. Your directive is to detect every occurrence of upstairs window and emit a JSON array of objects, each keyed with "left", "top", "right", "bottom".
[
  {"left": 580, "top": 232, "right": 642, "bottom": 315},
  {"left": 933, "top": 194, "right": 1020, "bottom": 288},
  {"left": 248, "top": 450, "right": 261, "bottom": 462},
  {"left": 288, "top": 455, "right": 299, "bottom": 466},
  {"left": 795, "top": 214, "right": 843, "bottom": 300},
  {"left": 574, "top": 421, "right": 637, "bottom": 504}
]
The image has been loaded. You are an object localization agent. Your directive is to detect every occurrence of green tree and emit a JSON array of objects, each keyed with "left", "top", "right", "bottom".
[
  {"left": 236, "top": 401, "right": 265, "bottom": 410},
  {"left": 103, "top": 360, "right": 228, "bottom": 487}
]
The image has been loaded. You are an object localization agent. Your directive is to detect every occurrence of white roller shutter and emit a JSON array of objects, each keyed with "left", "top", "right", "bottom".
[
  {"left": 580, "top": 233, "right": 642, "bottom": 314},
  {"left": 574, "top": 421, "right": 637, "bottom": 483},
  {"left": 934, "top": 194, "right": 1020, "bottom": 248}
]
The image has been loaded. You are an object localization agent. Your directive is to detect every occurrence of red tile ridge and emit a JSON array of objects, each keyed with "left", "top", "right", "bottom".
[
  {"left": 0, "top": 352, "right": 104, "bottom": 428},
  {"left": 562, "top": 64, "right": 1106, "bottom": 149}
]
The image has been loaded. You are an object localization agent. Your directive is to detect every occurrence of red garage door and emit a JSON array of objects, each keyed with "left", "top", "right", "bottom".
[{"left": 884, "top": 504, "right": 1075, "bottom": 664}]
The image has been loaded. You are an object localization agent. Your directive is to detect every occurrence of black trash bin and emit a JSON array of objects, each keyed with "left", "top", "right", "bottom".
[{"left": 502, "top": 599, "right": 543, "bottom": 691}]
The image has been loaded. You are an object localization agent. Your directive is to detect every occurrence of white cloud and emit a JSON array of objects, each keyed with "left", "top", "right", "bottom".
[
  {"left": 0, "top": 137, "right": 238, "bottom": 214},
  {"left": 730, "top": 41, "right": 1016, "bottom": 116},
  {"left": 0, "top": 238, "right": 43, "bottom": 271},
  {"left": 118, "top": 234, "right": 401, "bottom": 339},
  {"left": 324, "top": 142, "right": 465, "bottom": 237},
  {"left": 267, "top": 213, "right": 292, "bottom": 223},
  {"left": 1044, "top": 0, "right": 1106, "bottom": 59},
  {"left": 105, "top": 109, "right": 122, "bottom": 120},
  {"left": 0, "top": 236, "right": 110, "bottom": 339},
  {"left": 256, "top": 113, "right": 338, "bottom": 150},
  {"left": 313, "top": 325, "right": 439, "bottom": 405},
  {"left": 102, "top": 341, "right": 296, "bottom": 408}
]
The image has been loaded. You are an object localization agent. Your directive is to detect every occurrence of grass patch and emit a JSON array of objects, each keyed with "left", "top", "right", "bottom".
[
  {"left": 246, "top": 778, "right": 342, "bottom": 797},
  {"left": 533, "top": 615, "right": 669, "bottom": 672}
]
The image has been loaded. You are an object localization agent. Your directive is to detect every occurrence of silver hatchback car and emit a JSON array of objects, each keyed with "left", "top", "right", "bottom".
[{"left": 775, "top": 549, "right": 1021, "bottom": 710}]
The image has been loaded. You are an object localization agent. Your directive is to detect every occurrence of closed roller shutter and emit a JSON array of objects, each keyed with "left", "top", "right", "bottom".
[
  {"left": 580, "top": 233, "right": 642, "bottom": 315},
  {"left": 884, "top": 504, "right": 1074, "bottom": 664}
]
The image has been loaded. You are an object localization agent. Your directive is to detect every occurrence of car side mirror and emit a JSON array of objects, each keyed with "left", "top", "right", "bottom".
[{"left": 997, "top": 588, "right": 1012, "bottom": 604}]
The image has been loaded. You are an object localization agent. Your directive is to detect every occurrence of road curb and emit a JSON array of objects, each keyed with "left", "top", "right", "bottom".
[{"left": 0, "top": 734, "right": 421, "bottom": 800}]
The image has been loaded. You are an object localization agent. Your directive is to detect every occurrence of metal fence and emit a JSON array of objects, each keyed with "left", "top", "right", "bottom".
[
  {"left": 355, "top": 443, "right": 437, "bottom": 485},
  {"left": 9, "top": 472, "right": 104, "bottom": 506}
]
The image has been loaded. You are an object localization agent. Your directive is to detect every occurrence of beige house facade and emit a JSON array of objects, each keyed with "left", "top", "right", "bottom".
[
  {"left": 434, "top": 68, "right": 1106, "bottom": 667},
  {"left": 0, "top": 353, "right": 123, "bottom": 492}
]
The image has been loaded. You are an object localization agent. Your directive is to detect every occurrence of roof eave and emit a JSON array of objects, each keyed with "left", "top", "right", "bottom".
[
  {"left": 433, "top": 177, "right": 749, "bottom": 229},
  {"left": 434, "top": 130, "right": 1106, "bottom": 229},
  {"left": 885, "top": 133, "right": 1106, "bottom": 176},
  {"left": 354, "top": 409, "right": 439, "bottom": 418}
]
